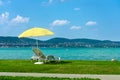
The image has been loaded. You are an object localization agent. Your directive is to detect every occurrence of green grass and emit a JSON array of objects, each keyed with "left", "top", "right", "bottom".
[
  {"left": 0, "top": 60, "right": 120, "bottom": 74},
  {"left": 0, "top": 76, "right": 100, "bottom": 80}
]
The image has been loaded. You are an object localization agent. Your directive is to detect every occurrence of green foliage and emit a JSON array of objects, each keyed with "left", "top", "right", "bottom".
[
  {"left": 0, "top": 60, "right": 120, "bottom": 74},
  {"left": 0, "top": 76, "right": 100, "bottom": 80},
  {"left": 0, "top": 36, "right": 120, "bottom": 48}
]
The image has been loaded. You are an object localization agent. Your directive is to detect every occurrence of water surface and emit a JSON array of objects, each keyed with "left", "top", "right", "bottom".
[{"left": 0, "top": 48, "right": 120, "bottom": 60}]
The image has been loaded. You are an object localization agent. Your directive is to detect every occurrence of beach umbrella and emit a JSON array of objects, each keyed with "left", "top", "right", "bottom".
[
  {"left": 18, "top": 27, "right": 54, "bottom": 48},
  {"left": 18, "top": 27, "right": 54, "bottom": 38}
]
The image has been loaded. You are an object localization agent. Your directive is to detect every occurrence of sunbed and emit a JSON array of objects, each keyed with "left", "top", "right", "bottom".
[{"left": 31, "top": 48, "right": 60, "bottom": 63}]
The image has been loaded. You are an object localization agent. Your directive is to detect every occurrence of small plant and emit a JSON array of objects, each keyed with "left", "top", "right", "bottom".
[{"left": 0, "top": 76, "right": 100, "bottom": 80}]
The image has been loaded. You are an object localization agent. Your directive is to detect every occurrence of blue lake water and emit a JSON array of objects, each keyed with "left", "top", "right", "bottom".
[{"left": 0, "top": 48, "right": 120, "bottom": 60}]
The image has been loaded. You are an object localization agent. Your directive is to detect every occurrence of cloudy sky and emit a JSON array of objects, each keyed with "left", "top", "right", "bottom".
[{"left": 0, "top": 0, "right": 120, "bottom": 41}]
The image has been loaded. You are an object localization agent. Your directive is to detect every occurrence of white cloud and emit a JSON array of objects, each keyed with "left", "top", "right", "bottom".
[
  {"left": 70, "top": 25, "right": 81, "bottom": 30},
  {"left": 51, "top": 19, "right": 70, "bottom": 26},
  {"left": 11, "top": 15, "right": 29, "bottom": 23},
  {"left": 85, "top": 21, "right": 97, "bottom": 26},
  {"left": 42, "top": 0, "right": 66, "bottom": 6},
  {"left": 0, "top": 0, "right": 11, "bottom": 7},
  {"left": 48, "top": 0, "right": 53, "bottom": 4},
  {"left": 41, "top": 0, "right": 54, "bottom": 6},
  {"left": 49, "top": 0, "right": 66, "bottom": 3},
  {"left": 60, "top": 0, "right": 66, "bottom": 2},
  {"left": 0, "top": 12, "right": 29, "bottom": 25},
  {"left": 0, "top": 12, "right": 9, "bottom": 24},
  {"left": 74, "top": 8, "right": 80, "bottom": 11}
]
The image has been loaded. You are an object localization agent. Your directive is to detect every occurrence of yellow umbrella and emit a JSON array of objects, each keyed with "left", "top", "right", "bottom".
[
  {"left": 18, "top": 27, "right": 54, "bottom": 38},
  {"left": 18, "top": 27, "right": 54, "bottom": 48}
]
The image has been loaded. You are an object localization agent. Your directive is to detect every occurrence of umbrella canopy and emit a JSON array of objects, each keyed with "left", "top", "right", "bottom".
[
  {"left": 18, "top": 27, "right": 54, "bottom": 48},
  {"left": 18, "top": 27, "right": 54, "bottom": 38}
]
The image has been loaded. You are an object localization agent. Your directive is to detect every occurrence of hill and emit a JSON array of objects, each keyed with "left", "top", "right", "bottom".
[{"left": 0, "top": 36, "right": 120, "bottom": 48}]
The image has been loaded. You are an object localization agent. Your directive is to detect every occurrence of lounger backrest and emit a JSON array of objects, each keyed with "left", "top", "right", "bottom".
[{"left": 32, "top": 48, "right": 46, "bottom": 59}]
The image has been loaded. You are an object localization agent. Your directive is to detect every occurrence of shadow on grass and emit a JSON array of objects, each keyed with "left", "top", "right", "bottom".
[{"left": 45, "top": 60, "right": 72, "bottom": 64}]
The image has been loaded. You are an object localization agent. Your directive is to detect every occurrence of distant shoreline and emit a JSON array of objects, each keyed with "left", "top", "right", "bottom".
[{"left": 0, "top": 36, "right": 120, "bottom": 48}]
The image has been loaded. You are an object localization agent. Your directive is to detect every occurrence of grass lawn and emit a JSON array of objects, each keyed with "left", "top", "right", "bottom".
[
  {"left": 0, "top": 60, "right": 120, "bottom": 74},
  {"left": 0, "top": 76, "right": 100, "bottom": 80}
]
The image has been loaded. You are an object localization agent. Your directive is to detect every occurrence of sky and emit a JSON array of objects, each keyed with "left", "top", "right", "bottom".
[{"left": 0, "top": 0, "right": 120, "bottom": 41}]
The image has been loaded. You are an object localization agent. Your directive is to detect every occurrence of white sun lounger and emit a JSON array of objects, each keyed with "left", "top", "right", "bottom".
[{"left": 31, "top": 48, "right": 60, "bottom": 63}]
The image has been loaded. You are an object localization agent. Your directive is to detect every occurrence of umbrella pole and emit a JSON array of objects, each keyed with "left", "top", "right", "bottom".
[{"left": 36, "top": 38, "right": 38, "bottom": 49}]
